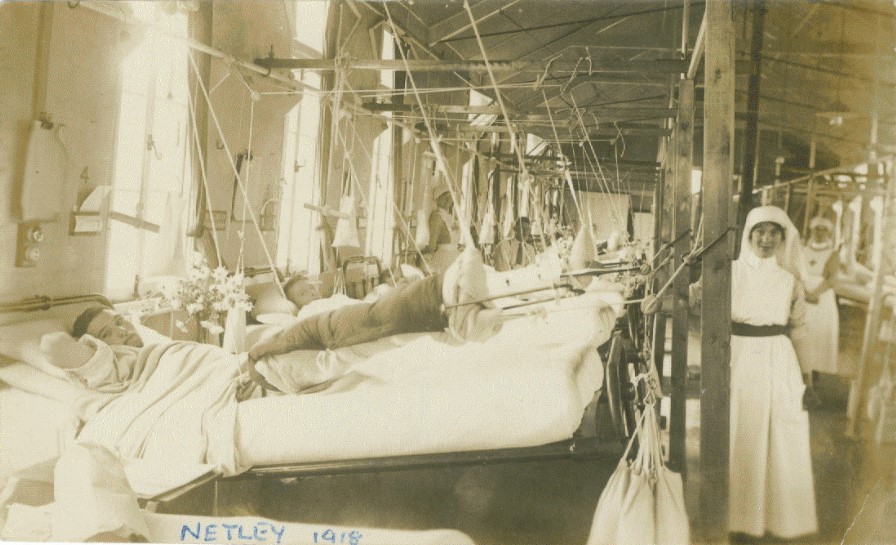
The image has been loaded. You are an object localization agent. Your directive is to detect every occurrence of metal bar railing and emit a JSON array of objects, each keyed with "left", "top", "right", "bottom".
[{"left": 0, "top": 293, "right": 113, "bottom": 315}]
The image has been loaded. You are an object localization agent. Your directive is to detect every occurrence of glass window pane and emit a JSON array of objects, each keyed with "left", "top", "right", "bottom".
[{"left": 295, "top": 1, "right": 328, "bottom": 52}]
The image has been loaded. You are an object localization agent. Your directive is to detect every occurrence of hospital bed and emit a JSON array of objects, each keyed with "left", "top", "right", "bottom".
[{"left": 0, "top": 268, "right": 641, "bottom": 523}]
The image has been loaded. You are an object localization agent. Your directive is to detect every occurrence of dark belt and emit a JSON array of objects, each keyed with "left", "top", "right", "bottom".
[{"left": 731, "top": 322, "right": 789, "bottom": 337}]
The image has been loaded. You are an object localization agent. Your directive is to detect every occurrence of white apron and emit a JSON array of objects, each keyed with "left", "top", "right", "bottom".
[
  {"left": 729, "top": 254, "right": 818, "bottom": 538},
  {"left": 797, "top": 244, "right": 840, "bottom": 374},
  {"left": 429, "top": 208, "right": 460, "bottom": 274}
]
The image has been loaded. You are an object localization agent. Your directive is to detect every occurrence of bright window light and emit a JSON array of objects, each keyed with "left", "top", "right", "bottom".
[
  {"left": 295, "top": 1, "right": 328, "bottom": 52},
  {"left": 469, "top": 89, "right": 497, "bottom": 128},
  {"left": 691, "top": 169, "right": 703, "bottom": 195},
  {"left": 105, "top": 4, "right": 192, "bottom": 300},
  {"left": 277, "top": 70, "right": 323, "bottom": 274},
  {"left": 380, "top": 29, "right": 395, "bottom": 89}
]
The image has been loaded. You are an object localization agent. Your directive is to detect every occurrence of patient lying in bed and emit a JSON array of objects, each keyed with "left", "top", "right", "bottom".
[
  {"left": 40, "top": 249, "right": 513, "bottom": 395},
  {"left": 27, "top": 247, "right": 619, "bottom": 477}
]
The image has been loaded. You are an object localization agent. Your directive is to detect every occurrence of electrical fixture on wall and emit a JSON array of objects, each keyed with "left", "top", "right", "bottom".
[
  {"left": 15, "top": 114, "right": 68, "bottom": 267},
  {"left": 15, "top": 223, "right": 43, "bottom": 268}
]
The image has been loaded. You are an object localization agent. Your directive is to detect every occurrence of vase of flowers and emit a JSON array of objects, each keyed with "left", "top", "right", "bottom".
[{"left": 158, "top": 252, "right": 253, "bottom": 344}]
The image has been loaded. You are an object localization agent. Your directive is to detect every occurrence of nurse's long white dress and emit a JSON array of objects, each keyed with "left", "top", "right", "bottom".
[
  {"left": 797, "top": 243, "right": 840, "bottom": 374},
  {"left": 729, "top": 251, "right": 818, "bottom": 538},
  {"left": 428, "top": 208, "right": 460, "bottom": 274}
]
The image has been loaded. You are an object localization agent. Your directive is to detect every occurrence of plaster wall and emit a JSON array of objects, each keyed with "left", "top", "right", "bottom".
[{"left": 0, "top": 4, "right": 128, "bottom": 302}]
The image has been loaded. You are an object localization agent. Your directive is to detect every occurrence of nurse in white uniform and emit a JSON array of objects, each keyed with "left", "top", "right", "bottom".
[
  {"left": 728, "top": 206, "right": 818, "bottom": 540},
  {"left": 424, "top": 184, "right": 460, "bottom": 274},
  {"left": 797, "top": 216, "right": 841, "bottom": 379}
]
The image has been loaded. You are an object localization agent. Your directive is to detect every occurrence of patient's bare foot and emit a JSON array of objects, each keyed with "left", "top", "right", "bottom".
[{"left": 444, "top": 248, "right": 504, "bottom": 342}]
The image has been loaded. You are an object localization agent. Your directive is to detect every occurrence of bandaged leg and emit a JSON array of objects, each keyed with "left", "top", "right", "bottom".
[
  {"left": 442, "top": 247, "right": 504, "bottom": 342},
  {"left": 249, "top": 274, "right": 446, "bottom": 360}
]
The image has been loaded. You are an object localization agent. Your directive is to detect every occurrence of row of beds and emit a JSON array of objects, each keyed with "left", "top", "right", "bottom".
[{"left": 0, "top": 256, "right": 647, "bottom": 543}]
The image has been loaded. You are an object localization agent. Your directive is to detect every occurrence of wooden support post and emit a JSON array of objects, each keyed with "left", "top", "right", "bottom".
[
  {"left": 736, "top": 0, "right": 765, "bottom": 237},
  {"left": 847, "top": 165, "right": 895, "bottom": 435},
  {"left": 653, "top": 172, "right": 665, "bottom": 259},
  {"left": 801, "top": 178, "right": 816, "bottom": 238},
  {"left": 391, "top": 40, "right": 407, "bottom": 263},
  {"left": 188, "top": 1, "right": 216, "bottom": 266},
  {"left": 653, "top": 125, "right": 676, "bottom": 380},
  {"left": 700, "top": 0, "right": 735, "bottom": 539},
  {"left": 669, "top": 79, "right": 694, "bottom": 473}
]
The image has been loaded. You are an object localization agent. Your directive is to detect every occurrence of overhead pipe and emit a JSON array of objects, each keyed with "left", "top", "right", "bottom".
[{"left": 77, "top": 0, "right": 311, "bottom": 93}]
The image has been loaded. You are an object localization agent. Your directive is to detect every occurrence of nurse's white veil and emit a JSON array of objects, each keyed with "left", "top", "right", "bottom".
[{"left": 738, "top": 205, "right": 807, "bottom": 282}]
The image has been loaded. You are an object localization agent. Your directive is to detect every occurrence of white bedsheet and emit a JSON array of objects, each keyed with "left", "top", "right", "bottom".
[
  {"left": 0, "top": 385, "right": 78, "bottom": 480},
  {"left": 235, "top": 293, "right": 612, "bottom": 467},
  {"left": 0, "top": 290, "right": 614, "bottom": 480}
]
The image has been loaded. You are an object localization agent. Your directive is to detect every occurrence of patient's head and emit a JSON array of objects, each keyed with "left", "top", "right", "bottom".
[
  {"left": 73, "top": 307, "right": 144, "bottom": 347},
  {"left": 283, "top": 274, "right": 322, "bottom": 309},
  {"left": 512, "top": 217, "right": 532, "bottom": 242}
]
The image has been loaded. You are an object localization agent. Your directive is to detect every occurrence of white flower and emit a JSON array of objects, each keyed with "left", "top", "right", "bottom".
[
  {"left": 199, "top": 321, "right": 224, "bottom": 335},
  {"left": 212, "top": 266, "right": 229, "bottom": 282},
  {"left": 175, "top": 320, "right": 189, "bottom": 333},
  {"left": 186, "top": 303, "right": 203, "bottom": 315}
]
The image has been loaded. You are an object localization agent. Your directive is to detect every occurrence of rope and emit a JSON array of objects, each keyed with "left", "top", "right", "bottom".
[
  {"left": 236, "top": 97, "right": 257, "bottom": 274},
  {"left": 187, "top": 52, "right": 286, "bottom": 300},
  {"left": 332, "top": 85, "right": 429, "bottom": 269},
  {"left": 542, "top": 89, "right": 585, "bottom": 229},
  {"left": 568, "top": 93, "right": 627, "bottom": 231},
  {"left": 383, "top": 4, "right": 474, "bottom": 249},
  {"left": 186, "top": 77, "right": 222, "bottom": 262},
  {"left": 462, "top": 0, "right": 551, "bottom": 254}
]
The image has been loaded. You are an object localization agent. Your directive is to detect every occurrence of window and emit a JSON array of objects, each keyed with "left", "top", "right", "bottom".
[
  {"left": 277, "top": 71, "right": 323, "bottom": 275},
  {"left": 365, "top": 28, "right": 398, "bottom": 265},
  {"left": 469, "top": 89, "right": 497, "bottom": 129},
  {"left": 105, "top": 3, "right": 193, "bottom": 300},
  {"left": 275, "top": 1, "right": 329, "bottom": 275}
]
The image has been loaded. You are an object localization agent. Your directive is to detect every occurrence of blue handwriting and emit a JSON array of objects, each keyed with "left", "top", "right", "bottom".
[
  {"left": 312, "top": 528, "right": 363, "bottom": 545},
  {"left": 180, "top": 521, "right": 285, "bottom": 544}
]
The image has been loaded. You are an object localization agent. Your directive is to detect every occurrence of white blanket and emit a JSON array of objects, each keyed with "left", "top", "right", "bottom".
[
  {"left": 76, "top": 342, "right": 243, "bottom": 476},
  {"left": 76, "top": 292, "right": 616, "bottom": 477},
  {"left": 236, "top": 293, "right": 614, "bottom": 467}
]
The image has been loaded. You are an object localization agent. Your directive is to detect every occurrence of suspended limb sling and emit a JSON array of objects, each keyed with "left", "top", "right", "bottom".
[
  {"left": 568, "top": 93, "right": 628, "bottom": 231},
  {"left": 461, "top": 0, "right": 552, "bottom": 252},
  {"left": 331, "top": 89, "right": 430, "bottom": 271},
  {"left": 187, "top": 53, "right": 287, "bottom": 300},
  {"left": 383, "top": 4, "right": 474, "bottom": 250}
]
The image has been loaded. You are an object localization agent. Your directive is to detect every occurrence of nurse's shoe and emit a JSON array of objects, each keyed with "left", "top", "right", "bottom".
[{"left": 443, "top": 248, "right": 504, "bottom": 342}]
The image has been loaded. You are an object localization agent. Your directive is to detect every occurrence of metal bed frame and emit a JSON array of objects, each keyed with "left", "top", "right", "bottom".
[{"left": 0, "top": 278, "right": 645, "bottom": 516}]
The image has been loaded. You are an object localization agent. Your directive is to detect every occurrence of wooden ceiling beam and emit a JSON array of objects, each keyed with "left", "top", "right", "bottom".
[
  {"left": 365, "top": 102, "right": 677, "bottom": 119},
  {"left": 529, "top": 127, "right": 672, "bottom": 138},
  {"left": 255, "top": 57, "right": 690, "bottom": 74}
]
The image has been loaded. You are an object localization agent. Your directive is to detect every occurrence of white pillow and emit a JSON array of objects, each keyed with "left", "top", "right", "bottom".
[
  {"left": 0, "top": 319, "right": 69, "bottom": 379},
  {"left": 133, "top": 323, "right": 170, "bottom": 345},
  {"left": 0, "top": 361, "right": 90, "bottom": 405},
  {"left": 251, "top": 284, "right": 298, "bottom": 320}
]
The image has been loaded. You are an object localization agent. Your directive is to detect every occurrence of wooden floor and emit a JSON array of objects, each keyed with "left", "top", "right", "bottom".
[
  {"left": 681, "top": 302, "right": 896, "bottom": 545},
  {"left": 171, "top": 302, "right": 896, "bottom": 545}
]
